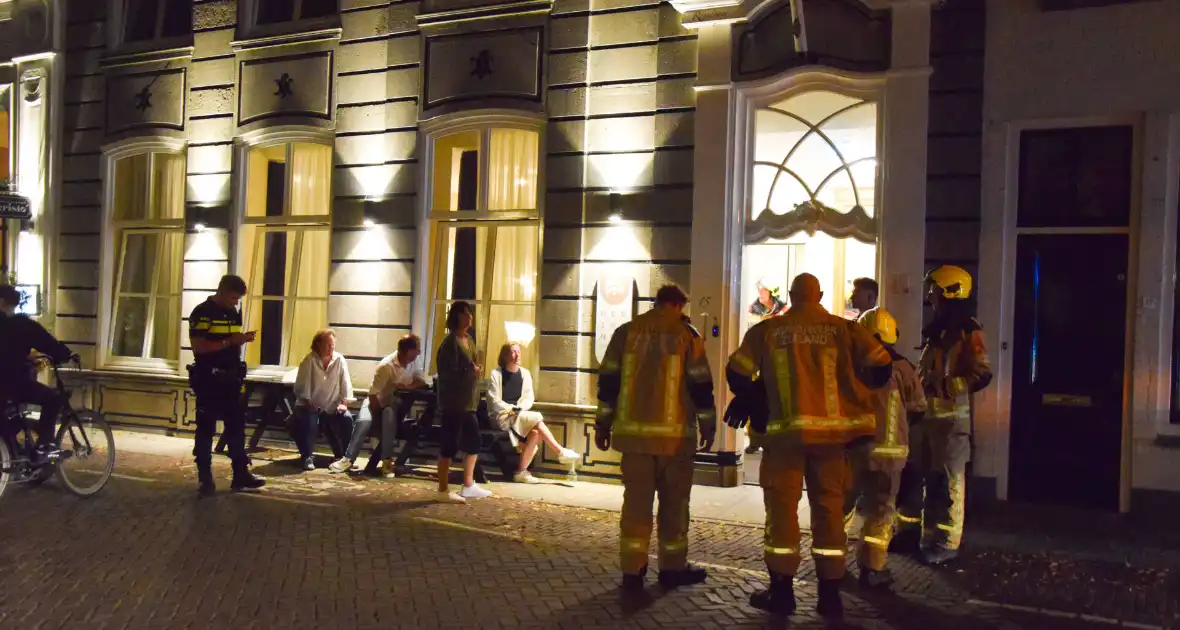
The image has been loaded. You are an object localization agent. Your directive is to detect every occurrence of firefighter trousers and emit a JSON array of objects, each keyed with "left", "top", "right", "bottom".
[
  {"left": 896, "top": 419, "right": 970, "bottom": 550},
  {"left": 846, "top": 444, "right": 902, "bottom": 571},
  {"left": 619, "top": 452, "right": 694, "bottom": 574},
  {"left": 761, "top": 445, "right": 848, "bottom": 580}
]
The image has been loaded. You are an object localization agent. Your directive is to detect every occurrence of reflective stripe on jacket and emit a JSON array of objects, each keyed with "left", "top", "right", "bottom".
[
  {"left": 870, "top": 358, "right": 927, "bottom": 463},
  {"left": 727, "top": 303, "right": 892, "bottom": 447},
  {"left": 918, "top": 318, "right": 992, "bottom": 433},
  {"left": 597, "top": 308, "right": 716, "bottom": 456}
]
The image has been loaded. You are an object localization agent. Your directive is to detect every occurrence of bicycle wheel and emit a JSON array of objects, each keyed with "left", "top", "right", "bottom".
[
  {"left": 54, "top": 409, "right": 115, "bottom": 497},
  {"left": 0, "top": 435, "right": 12, "bottom": 500}
]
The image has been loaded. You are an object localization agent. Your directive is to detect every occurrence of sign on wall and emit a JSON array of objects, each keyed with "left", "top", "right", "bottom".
[
  {"left": 422, "top": 27, "right": 543, "bottom": 111},
  {"left": 594, "top": 268, "right": 637, "bottom": 363}
]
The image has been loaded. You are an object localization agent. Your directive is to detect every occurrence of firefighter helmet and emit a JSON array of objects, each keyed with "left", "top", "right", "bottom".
[
  {"left": 925, "top": 265, "right": 973, "bottom": 300},
  {"left": 857, "top": 307, "right": 899, "bottom": 345}
]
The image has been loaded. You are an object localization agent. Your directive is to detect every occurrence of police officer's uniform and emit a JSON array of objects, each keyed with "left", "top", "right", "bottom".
[{"left": 188, "top": 297, "right": 262, "bottom": 494}]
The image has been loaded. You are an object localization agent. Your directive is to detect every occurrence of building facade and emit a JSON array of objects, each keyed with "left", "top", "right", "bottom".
[{"left": 33, "top": 0, "right": 1180, "bottom": 510}]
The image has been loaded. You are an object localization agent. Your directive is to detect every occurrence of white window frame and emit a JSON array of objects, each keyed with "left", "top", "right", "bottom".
[
  {"left": 413, "top": 111, "right": 545, "bottom": 375},
  {"left": 232, "top": 127, "right": 333, "bottom": 380},
  {"left": 97, "top": 137, "right": 188, "bottom": 375}
]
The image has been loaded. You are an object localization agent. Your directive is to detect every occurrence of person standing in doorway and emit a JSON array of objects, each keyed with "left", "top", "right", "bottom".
[
  {"left": 850, "top": 277, "right": 879, "bottom": 315},
  {"left": 725, "top": 273, "right": 892, "bottom": 616},
  {"left": 896, "top": 265, "right": 993, "bottom": 566},
  {"left": 846, "top": 307, "right": 926, "bottom": 588},
  {"left": 597, "top": 285, "right": 716, "bottom": 592},
  {"left": 187, "top": 274, "right": 266, "bottom": 498},
  {"left": 435, "top": 301, "right": 491, "bottom": 503}
]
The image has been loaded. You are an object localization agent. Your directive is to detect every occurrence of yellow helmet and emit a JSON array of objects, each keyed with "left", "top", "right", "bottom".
[
  {"left": 857, "top": 307, "right": 898, "bottom": 345},
  {"left": 925, "top": 265, "right": 973, "bottom": 300}
]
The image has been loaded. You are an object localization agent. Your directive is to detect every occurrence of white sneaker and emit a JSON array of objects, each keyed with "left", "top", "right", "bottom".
[
  {"left": 459, "top": 484, "right": 493, "bottom": 499},
  {"left": 557, "top": 448, "right": 580, "bottom": 464},
  {"left": 435, "top": 490, "right": 466, "bottom": 504},
  {"left": 328, "top": 457, "right": 353, "bottom": 473},
  {"left": 513, "top": 471, "right": 542, "bottom": 484}
]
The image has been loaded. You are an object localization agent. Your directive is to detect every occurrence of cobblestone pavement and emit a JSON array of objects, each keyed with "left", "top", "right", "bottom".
[{"left": 0, "top": 450, "right": 1175, "bottom": 629}]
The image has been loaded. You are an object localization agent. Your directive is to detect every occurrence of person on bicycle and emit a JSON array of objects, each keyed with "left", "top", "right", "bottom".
[
  {"left": 188, "top": 274, "right": 265, "bottom": 497},
  {"left": 0, "top": 285, "right": 75, "bottom": 462}
]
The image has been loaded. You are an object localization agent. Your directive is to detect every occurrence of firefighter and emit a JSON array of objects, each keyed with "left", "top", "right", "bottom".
[
  {"left": 895, "top": 265, "right": 993, "bottom": 566},
  {"left": 725, "top": 273, "right": 893, "bottom": 616},
  {"left": 847, "top": 307, "right": 926, "bottom": 588},
  {"left": 596, "top": 284, "right": 717, "bottom": 592}
]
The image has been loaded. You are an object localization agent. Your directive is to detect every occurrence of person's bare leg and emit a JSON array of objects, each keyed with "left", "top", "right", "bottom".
[
  {"left": 518, "top": 429, "right": 541, "bottom": 473},
  {"left": 535, "top": 421, "right": 566, "bottom": 452},
  {"left": 437, "top": 457, "right": 450, "bottom": 492},
  {"left": 463, "top": 453, "right": 478, "bottom": 487}
]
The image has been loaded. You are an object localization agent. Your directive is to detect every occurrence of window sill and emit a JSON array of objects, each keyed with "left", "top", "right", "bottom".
[
  {"left": 100, "top": 45, "right": 195, "bottom": 70},
  {"left": 231, "top": 25, "right": 342, "bottom": 53},
  {"left": 1153, "top": 434, "right": 1180, "bottom": 449}
]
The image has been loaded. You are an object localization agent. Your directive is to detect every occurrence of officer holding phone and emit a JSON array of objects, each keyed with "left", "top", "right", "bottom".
[{"left": 188, "top": 274, "right": 265, "bottom": 498}]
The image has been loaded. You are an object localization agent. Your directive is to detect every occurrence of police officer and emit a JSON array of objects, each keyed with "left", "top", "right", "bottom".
[
  {"left": 846, "top": 307, "right": 926, "bottom": 588},
  {"left": 188, "top": 274, "right": 265, "bottom": 498},
  {"left": 726, "top": 273, "right": 892, "bottom": 616},
  {"left": 895, "top": 265, "right": 992, "bottom": 565},
  {"left": 596, "top": 284, "right": 716, "bottom": 592}
]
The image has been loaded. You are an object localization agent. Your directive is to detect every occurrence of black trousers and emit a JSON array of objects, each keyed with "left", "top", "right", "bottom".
[
  {"left": 191, "top": 372, "right": 248, "bottom": 477},
  {"left": 3, "top": 381, "right": 63, "bottom": 448}
]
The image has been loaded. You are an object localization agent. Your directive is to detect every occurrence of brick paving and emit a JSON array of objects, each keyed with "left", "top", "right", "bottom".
[{"left": 0, "top": 449, "right": 1174, "bottom": 629}]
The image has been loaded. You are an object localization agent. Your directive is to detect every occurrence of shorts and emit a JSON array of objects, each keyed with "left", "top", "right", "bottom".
[{"left": 440, "top": 410, "right": 480, "bottom": 458}]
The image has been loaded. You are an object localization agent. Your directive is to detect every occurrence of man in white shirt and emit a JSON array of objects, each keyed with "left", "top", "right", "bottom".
[
  {"left": 359, "top": 334, "right": 427, "bottom": 477},
  {"left": 293, "top": 329, "right": 355, "bottom": 471}
]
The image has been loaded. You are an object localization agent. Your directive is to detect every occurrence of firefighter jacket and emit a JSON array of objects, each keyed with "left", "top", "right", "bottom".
[
  {"left": 726, "top": 302, "right": 893, "bottom": 448},
  {"left": 870, "top": 356, "right": 927, "bottom": 470},
  {"left": 596, "top": 308, "right": 717, "bottom": 456},
  {"left": 918, "top": 316, "right": 992, "bottom": 434}
]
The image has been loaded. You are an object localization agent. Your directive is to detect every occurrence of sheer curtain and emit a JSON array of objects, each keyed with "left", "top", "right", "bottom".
[
  {"left": 485, "top": 129, "right": 539, "bottom": 371},
  {"left": 151, "top": 231, "right": 183, "bottom": 360},
  {"left": 284, "top": 143, "right": 331, "bottom": 367},
  {"left": 290, "top": 143, "right": 332, "bottom": 217}
]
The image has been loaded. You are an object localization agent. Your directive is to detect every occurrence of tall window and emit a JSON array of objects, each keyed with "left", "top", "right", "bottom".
[
  {"left": 256, "top": 0, "right": 338, "bottom": 24},
  {"left": 0, "top": 85, "right": 12, "bottom": 274},
  {"left": 108, "top": 152, "right": 186, "bottom": 367},
  {"left": 239, "top": 142, "right": 331, "bottom": 371},
  {"left": 742, "top": 90, "right": 879, "bottom": 327},
  {"left": 123, "top": 0, "right": 192, "bottom": 43},
  {"left": 426, "top": 127, "right": 540, "bottom": 374}
]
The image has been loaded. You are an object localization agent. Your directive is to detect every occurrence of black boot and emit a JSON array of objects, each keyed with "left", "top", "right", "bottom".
[
  {"left": 889, "top": 528, "right": 920, "bottom": 553},
  {"left": 230, "top": 463, "right": 265, "bottom": 492},
  {"left": 858, "top": 567, "right": 894, "bottom": 590},
  {"left": 658, "top": 564, "right": 708, "bottom": 588},
  {"left": 817, "top": 579, "right": 843, "bottom": 617},
  {"left": 749, "top": 571, "right": 795, "bottom": 615},
  {"left": 621, "top": 565, "right": 647, "bottom": 592},
  {"left": 197, "top": 468, "right": 216, "bottom": 499}
]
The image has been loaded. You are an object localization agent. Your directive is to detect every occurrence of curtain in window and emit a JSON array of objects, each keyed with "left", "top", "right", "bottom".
[
  {"left": 290, "top": 143, "right": 332, "bottom": 217},
  {"left": 150, "top": 231, "right": 183, "bottom": 361},
  {"left": 151, "top": 153, "right": 186, "bottom": 220},
  {"left": 487, "top": 129, "right": 538, "bottom": 212},
  {"left": 114, "top": 154, "right": 150, "bottom": 221}
]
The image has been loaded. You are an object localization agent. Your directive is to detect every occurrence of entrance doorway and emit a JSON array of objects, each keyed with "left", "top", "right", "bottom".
[{"left": 1007, "top": 125, "right": 1133, "bottom": 512}]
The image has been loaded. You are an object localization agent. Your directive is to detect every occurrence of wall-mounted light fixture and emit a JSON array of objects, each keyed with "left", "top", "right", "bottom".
[
  {"left": 363, "top": 217, "right": 376, "bottom": 229},
  {"left": 194, "top": 222, "right": 207, "bottom": 233},
  {"left": 608, "top": 190, "right": 624, "bottom": 224}
]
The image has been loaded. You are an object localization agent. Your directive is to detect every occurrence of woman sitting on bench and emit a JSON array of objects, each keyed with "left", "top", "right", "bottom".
[{"left": 487, "top": 342, "right": 580, "bottom": 484}]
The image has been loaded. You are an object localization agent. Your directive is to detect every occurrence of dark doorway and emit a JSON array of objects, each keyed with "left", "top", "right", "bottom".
[
  {"left": 1008, "top": 125, "right": 1132, "bottom": 512},
  {"left": 260, "top": 160, "right": 287, "bottom": 366}
]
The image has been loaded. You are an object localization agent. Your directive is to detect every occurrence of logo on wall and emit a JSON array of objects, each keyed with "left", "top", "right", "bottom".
[
  {"left": 594, "top": 269, "right": 636, "bottom": 363},
  {"left": 274, "top": 73, "right": 295, "bottom": 99},
  {"left": 134, "top": 85, "right": 153, "bottom": 112},
  {"left": 470, "top": 50, "right": 495, "bottom": 80}
]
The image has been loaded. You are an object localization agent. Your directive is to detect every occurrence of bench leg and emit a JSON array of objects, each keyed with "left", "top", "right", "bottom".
[
  {"left": 395, "top": 426, "right": 419, "bottom": 469},
  {"left": 490, "top": 440, "right": 514, "bottom": 481}
]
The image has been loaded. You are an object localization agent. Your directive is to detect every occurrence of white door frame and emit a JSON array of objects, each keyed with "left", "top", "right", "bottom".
[{"left": 977, "top": 115, "right": 1142, "bottom": 513}]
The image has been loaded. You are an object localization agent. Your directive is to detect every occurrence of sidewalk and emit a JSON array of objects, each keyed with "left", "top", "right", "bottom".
[{"left": 111, "top": 429, "right": 785, "bottom": 526}]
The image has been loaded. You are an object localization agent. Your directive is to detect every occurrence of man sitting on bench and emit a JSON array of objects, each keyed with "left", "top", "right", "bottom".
[
  {"left": 359, "top": 333, "right": 427, "bottom": 477},
  {"left": 487, "top": 342, "right": 580, "bottom": 483}
]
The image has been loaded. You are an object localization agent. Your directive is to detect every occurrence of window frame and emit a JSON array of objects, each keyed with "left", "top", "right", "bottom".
[
  {"left": 107, "top": 0, "right": 194, "bottom": 53},
  {"left": 97, "top": 138, "right": 188, "bottom": 375},
  {"left": 232, "top": 129, "right": 334, "bottom": 380},
  {"left": 237, "top": 0, "right": 341, "bottom": 43},
  {"left": 414, "top": 112, "right": 546, "bottom": 377}
]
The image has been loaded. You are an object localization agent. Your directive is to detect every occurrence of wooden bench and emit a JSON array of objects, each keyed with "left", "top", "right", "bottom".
[{"left": 391, "top": 396, "right": 520, "bottom": 483}]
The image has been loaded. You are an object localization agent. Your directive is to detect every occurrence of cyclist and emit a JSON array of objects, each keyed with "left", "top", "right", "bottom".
[{"left": 0, "top": 285, "right": 75, "bottom": 462}]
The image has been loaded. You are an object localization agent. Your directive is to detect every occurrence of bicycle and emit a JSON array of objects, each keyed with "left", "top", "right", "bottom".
[{"left": 0, "top": 356, "right": 115, "bottom": 500}]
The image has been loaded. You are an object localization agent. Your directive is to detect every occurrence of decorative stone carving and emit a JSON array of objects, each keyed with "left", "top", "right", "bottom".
[
  {"left": 105, "top": 67, "right": 187, "bottom": 134},
  {"left": 20, "top": 69, "right": 43, "bottom": 104},
  {"left": 237, "top": 50, "right": 334, "bottom": 127},
  {"left": 422, "top": 27, "right": 543, "bottom": 113}
]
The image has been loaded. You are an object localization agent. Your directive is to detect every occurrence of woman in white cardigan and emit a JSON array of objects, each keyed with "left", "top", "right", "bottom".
[{"left": 487, "top": 342, "right": 579, "bottom": 483}]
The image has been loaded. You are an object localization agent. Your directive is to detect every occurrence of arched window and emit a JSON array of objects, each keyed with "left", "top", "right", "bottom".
[{"left": 742, "top": 89, "right": 879, "bottom": 325}]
